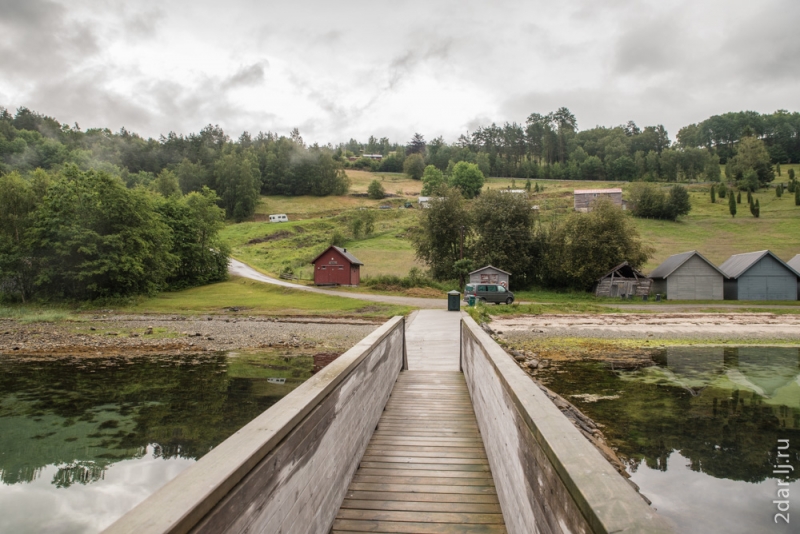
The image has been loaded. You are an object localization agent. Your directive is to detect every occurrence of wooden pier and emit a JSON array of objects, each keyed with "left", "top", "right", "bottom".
[
  {"left": 104, "top": 310, "right": 672, "bottom": 534},
  {"left": 334, "top": 371, "right": 505, "bottom": 533}
]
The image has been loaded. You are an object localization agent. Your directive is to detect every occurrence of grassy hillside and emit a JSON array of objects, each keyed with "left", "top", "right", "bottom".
[{"left": 223, "top": 169, "right": 800, "bottom": 283}]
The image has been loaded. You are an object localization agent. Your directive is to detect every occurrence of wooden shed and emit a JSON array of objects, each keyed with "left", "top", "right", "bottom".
[
  {"left": 788, "top": 254, "right": 800, "bottom": 300},
  {"left": 469, "top": 265, "right": 511, "bottom": 289},
  {"left": 719, "top": 250, "right": 800, "bottom": 301},
  {"left": 311, "top": 246, "right": 363, "bottom": 286},
  {"left": 648, "top": 251, "right": 725, "bottom": 300},
  {"left": 573, "top": 188, "right": 623, "bottom": 212},
  {"left": 594, "top": 262, "right": 651, "bottom": 297}
]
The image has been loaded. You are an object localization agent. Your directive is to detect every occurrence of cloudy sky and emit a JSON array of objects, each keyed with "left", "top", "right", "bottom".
[{"left": 1, "top": 0, "right": 798, "bottom": 145}]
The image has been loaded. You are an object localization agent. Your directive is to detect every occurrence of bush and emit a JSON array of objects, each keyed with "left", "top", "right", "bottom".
[
  {"left": 367, "top": 179, "right": 385, "bottom": 199},
  {"left": 628, "top": 183, "right": 691, "bottom": 221}
]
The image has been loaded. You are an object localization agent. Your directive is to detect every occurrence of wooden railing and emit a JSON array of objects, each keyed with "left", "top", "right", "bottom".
[
  {"left": 104, "top": 316, "right": 406, "bottom": 534},
  {"left": 460, "top": 315, "right": 673, "bottom": 534}
]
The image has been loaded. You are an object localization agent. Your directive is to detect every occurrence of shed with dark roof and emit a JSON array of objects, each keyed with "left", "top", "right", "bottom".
[
  {"left": 719, "top": 250, "right": 799, "bottom": 301},
  {"left": 311, "top": 246, "right": 364, "bottom": 286},
  {"left": 648, "top": 251, "right": 725, "bottom": 300}
]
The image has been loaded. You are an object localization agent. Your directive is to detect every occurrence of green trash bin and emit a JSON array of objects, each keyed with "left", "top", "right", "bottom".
[
  {"left": 468, "top": 295, "right": 476, "bottom": 307},
  {"left": 447, "top": 290, "right": 461, "bottom": 311}
]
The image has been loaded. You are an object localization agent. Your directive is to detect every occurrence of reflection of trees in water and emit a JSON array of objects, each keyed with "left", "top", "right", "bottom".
[
  {"left": 540, "top": 348, "right": 800, "bottom": 484},
  {"left": 53, "top": 461, "right": 108, "bottom": 488},
  {"left": 0, "top": 355, "right": 297, "bottom": 486}
]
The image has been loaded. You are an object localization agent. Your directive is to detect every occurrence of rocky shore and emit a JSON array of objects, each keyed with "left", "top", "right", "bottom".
[{"left": 0, "top": 314, "right": 381, "bottom": 359}]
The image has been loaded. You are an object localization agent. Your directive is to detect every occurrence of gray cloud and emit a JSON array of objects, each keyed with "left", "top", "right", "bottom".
[
  {"left": 1, "top": 0, "right": 798, "bottom": 144},
  {"left": 222, "top": 62, "right": 268, "bottom": 89}
]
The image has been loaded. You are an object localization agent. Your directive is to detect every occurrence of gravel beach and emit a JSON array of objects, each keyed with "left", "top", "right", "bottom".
[{"left": 0, "top": 314, "right": 382, "bottom": 358}]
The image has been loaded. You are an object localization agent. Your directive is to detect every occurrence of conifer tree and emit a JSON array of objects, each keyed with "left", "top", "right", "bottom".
[
  {"left": 737, "top": 191, "right": 741, "bottom": 204},
  {"left": 728, "top": 190, "right": 736, "bottom": 217},
  {"left": 710, "top": 185, "right": 716, "bottom": 203}
]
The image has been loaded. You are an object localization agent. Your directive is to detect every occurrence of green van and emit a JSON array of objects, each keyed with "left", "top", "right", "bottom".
[{"left": 463, "top": 283, "right": 514, "bottom": 305}]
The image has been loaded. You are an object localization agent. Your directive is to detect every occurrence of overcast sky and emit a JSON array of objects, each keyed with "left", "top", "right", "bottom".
[{"left": 1, "top": 0, "right": 798, "bottom": 145}]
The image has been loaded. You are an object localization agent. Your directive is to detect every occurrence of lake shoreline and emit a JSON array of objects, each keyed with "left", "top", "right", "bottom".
[{"left": 0, "top": 314, "right": 380, "bottom": 359}]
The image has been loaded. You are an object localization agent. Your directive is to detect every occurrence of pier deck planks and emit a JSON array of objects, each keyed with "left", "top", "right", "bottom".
[{"left": 332, "top": 370, "right": 507, "bottom": 534}]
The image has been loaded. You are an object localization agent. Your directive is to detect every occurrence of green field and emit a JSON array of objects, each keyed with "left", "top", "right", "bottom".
[
  {"left": 126, "top": 277, "right": 411, "bottom": 317},
  {"left": 229, "top": 170, "right": 800, "bottom": 283}
]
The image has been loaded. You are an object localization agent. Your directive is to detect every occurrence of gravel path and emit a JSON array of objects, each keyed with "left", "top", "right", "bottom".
[{"left": 0, "top": 315, "right": 380, "bottom": 358}]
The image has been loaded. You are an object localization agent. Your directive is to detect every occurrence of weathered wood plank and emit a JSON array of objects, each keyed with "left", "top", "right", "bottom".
[
  {"left": 340, "top": 499, "right": 502, "bottom": 514},
  {"left": 347, "top": 483, "right": 496, "bottom": 495},
  {"left": 353, "top": 475, "right": 495, "bottom": 486},
  {"left": 345, "top": 491, "right": 500, "bottom": 504},
  {"left": 336, "top": 509, "right": 505, "bottom": 524},
  {"left": 357, "top": 468, "right": 493, "bottom": 478},
  {"left": 331, "top": 519, "right": 507, "bottom": 533}
]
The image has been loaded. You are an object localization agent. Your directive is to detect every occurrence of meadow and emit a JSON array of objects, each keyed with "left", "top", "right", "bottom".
[{"left": 227, "top": 168, "right": 800, "bottom": 283}]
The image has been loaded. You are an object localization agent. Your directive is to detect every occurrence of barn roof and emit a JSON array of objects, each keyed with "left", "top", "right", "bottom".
[
  {"left": 469, "top": 265, "right": 511, "bottom": 276},
  {"left": 719, "top": 250, "right": 800, "bottom": 279},
  {"left": 596, "top": 261, "right": 647, "bottom": 281},
  {"left": 788, "top": 254, "right": 800, "bottom": 272},
  {"left": 573, "top": 188, "right": 622, "bottom": 195},
  {"left": 310, "top": 245, "right": 364, "bottom": 266},
  {"left": 649, "top": 251, "right": 726, "bottom": 279}
]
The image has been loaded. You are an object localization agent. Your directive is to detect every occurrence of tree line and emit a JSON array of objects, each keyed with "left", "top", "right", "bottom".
[
  {"left": 411, "top": 187, "right": 652, "bottom": 291},
  {"left": 0, "top": 165, "right": 229, "bottom": 302},
  {"left": 0, "top": 109, "right": 349, "bottom": 222}
]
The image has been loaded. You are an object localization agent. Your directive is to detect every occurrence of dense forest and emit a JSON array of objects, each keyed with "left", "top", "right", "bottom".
[{"left": 343, "top": 109, "right": 799, "bottom": 184}]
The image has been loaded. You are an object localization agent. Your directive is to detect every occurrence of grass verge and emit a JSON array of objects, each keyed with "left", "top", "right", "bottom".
[{"left": 124, "top": 277, "right": 412, "bottom": 318}]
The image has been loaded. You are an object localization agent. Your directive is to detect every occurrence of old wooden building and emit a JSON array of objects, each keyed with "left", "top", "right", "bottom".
[
  {"left": 469, "top": 265, "right": 511, "bottom": 288},
  {"left": 594, "top": 262, "right": 651, "bottom": 297},
  {"left": 311, "top": 246, "right": 363, "bottom": 286},
  {"left": 648, "top": 251, "right": 725, "bottom": 300},
  {"left": 573, "top": 188, "right": 623, "bottom": 212},
  {"left": 719, "top": 250, "right": 799, "bottom": 301}
]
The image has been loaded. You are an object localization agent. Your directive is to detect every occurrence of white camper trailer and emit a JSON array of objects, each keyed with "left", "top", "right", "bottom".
[{"left": 269, "top": 214, "right": 289, "bottom": 223}]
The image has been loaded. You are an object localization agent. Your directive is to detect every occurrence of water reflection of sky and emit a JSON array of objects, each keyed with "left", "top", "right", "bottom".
[
  {"left": 631, "top": 451, "right": 798, "bottom": 534},
  {"left": 537, "top": 346, "right": 800, "bottom": 532},
  {"left": 0, "top": 351, "right": 311, "bottom": 534},
  {"left": 0, "top": 447, "right": 195, "bottom": 534}
]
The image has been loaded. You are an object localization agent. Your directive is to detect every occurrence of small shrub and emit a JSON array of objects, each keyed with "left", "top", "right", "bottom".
[{"left": 367, "top": 179, "right": 385, "bottom": 200}]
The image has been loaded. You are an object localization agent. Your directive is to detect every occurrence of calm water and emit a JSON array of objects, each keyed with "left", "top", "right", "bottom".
[
  {"left": 538, "top": 347, "right": 800, "bottom": 533},
  {"left": 0, "top": 351, "right": 312, "bottom": 533}
]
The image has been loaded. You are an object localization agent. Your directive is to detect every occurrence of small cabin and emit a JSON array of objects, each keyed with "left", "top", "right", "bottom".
[
  {"left": 573, "top": 188, "right": 623, "bottom": 212},
  {"left": 788, "top": 254, "right": 800, "bottom": 300},
  {"left": 594, "top": 262, "right": 651, "bottom": 297},
  {"left": 648, "top": 251, "right": 725, "bottom": 300},
  {"left": 719, "top": 250, "right": 799, "bottom": 301},
  {"left": 269, "top": 214, "right": 288, "bottom": 223},
  {"left": 311, "top": 246, "right": 363, "bottom": 286},
  {"left": 469, "top": 265, "right": 511, "bottom": 289}
]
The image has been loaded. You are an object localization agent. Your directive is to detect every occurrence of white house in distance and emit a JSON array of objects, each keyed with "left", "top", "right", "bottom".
[{"left": 573, "top": 188, "right": 623, "bottom": 212}]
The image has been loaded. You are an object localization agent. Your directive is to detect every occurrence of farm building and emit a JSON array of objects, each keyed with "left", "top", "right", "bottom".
[
  {"left": 594, "top": 262, "right": 651, "bottom": 297},
  {"left": 648, "top": 251, "right": 725, "bottom": 300},
  {"left": 573, "top": 188, "right": 623, "bottom": 212},
  {"left": 311, "top": 246, "right": 363, "bottom": 286},
  {"left": 784, "top": 254, "right": 800, "bottom": 300},
  {"left": 469, "top": 265, "right": 511, "bottom": 289},
  {"left": 719, "top": 250, "right": 800, "bottom": 301}
]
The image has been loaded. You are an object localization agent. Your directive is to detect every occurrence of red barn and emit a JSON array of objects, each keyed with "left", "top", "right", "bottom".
[{"left": 311, "top": 246, "right": 363, "bottom": 286}]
